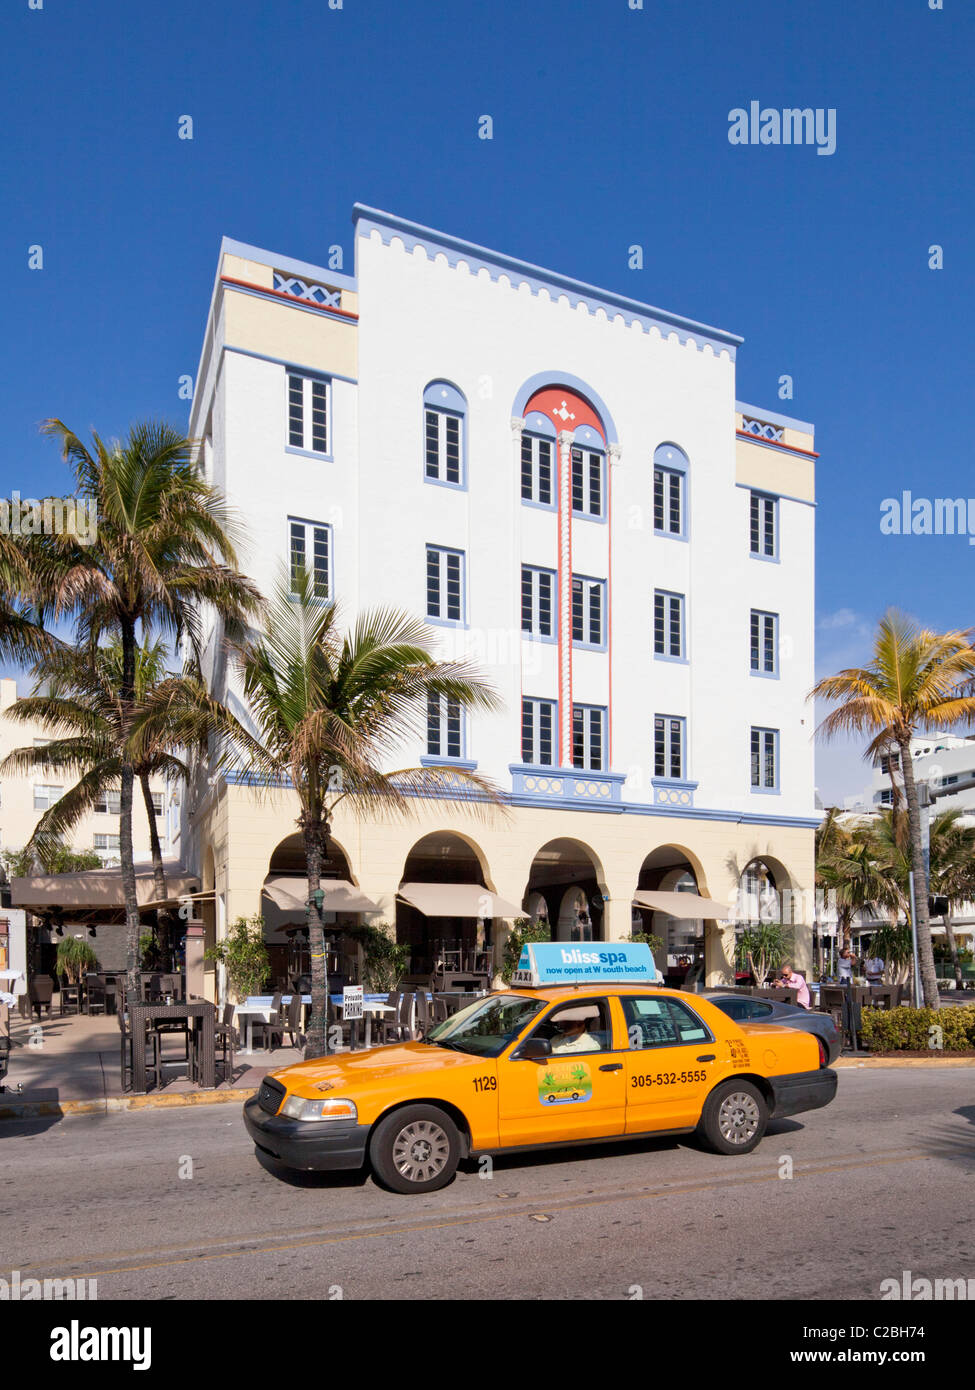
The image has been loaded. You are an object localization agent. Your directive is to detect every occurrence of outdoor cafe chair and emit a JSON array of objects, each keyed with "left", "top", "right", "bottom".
[
  {"left": 376, "top": 991, "right": 401, "bottom": 1043},
  {"left": 431, "top": 995, "right": 450, "bottom": 1026},
  {"left": 58, "top": 978, "right": 81, "bottom": 1015},
  {"left": 397, "top": 992, "right": 416, "bottom": 1041},
  {"left": 251, "top": 992, "right": 285, "bottom": 1051},
  {"left": 28, "top": 976, "right": 54, "bottom": 1019},
  {"left": 285, "top": 991, "right": 305, "bottom": 1049},
  {"left": 414, "top": 990, "right": 431, "bottom": 1035},
  {"left": 85, "top": 978, "right": 107, "bottom": 1016}
]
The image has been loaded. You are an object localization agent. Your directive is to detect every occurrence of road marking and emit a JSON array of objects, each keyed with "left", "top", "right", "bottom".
[{"left": 17, "top": 1147, "right": 933, "bottom": 1284}]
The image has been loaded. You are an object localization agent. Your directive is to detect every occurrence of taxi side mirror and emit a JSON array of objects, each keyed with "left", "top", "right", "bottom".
[{"left": 513, "top": 1036, "right": 551, "bottom": 1062}]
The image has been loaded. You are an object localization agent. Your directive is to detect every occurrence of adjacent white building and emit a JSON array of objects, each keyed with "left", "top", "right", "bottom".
[{"left": 184, "top": 206, "right": 819, "bottom": 993}]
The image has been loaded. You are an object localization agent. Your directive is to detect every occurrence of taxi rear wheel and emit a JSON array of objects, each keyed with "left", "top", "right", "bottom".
[
  {"left": 370, "top": 1105, "right": 461, "bottom": 1193},
  {"left": 698, "top": 1080, "right": 768, "bottom": 1155}
]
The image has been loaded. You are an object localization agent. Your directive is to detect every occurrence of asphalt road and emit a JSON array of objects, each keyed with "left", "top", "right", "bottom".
[{"left": 2, "top": 1069, "right": 973, "bottom": 1301}]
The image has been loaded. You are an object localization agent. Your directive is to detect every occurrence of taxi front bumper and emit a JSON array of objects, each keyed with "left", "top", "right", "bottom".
[
  {"left": 243, "top": 1096, "right": 370, "bottom": 1171},
  {"left": 768, "top": 1067, "right": 837, "bottom": 1119}
]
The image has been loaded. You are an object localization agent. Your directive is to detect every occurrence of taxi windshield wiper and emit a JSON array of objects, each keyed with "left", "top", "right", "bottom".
[{"left": 425, "top": 1036, "right": 467, "bottom": 1051}]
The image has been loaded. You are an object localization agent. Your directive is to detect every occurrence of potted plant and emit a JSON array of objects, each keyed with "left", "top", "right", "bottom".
[
  {"left": 345, "top": 922, "right": 411, "bottom": 992},
  {"left": 55, "top": 935, "right": 99, "bottom": 984},
  {"left": 204, "top": 915, "right": 270, "bottom": 1002}
]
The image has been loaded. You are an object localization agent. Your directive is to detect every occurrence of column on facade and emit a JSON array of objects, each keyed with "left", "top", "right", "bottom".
[{"left": 557, "top": 429, "right": 574, "bottom": 766}]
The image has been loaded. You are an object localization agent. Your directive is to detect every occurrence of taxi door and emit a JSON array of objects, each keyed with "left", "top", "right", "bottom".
[
  {"left": 616, "top": 994, "right": 718, "bottom": 1132},
  {"left": 496, "top": 997, "right": 628, "bottom": 1148}
]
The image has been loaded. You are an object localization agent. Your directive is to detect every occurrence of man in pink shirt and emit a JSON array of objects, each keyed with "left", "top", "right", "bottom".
[{"left": 777, "top": 964, "right": 810, "bottom": 1009}]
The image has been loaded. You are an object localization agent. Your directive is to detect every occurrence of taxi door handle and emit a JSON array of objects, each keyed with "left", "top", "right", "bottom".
[
  {"left": 697, "top": 1054, "right": 716, "bottom": 1062},
  {"left": 599, "top": 1062, "right": 623, "bottom": 1072}
]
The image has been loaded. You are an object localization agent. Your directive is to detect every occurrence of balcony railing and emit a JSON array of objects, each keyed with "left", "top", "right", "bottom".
[{"left": 509, "top": 765, "right": 626, "bottom": 805}]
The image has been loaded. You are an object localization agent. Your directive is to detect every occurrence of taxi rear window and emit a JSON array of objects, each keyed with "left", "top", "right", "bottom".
[{"left": 621, "top": 996, "right": 713, "bottom": 1049}]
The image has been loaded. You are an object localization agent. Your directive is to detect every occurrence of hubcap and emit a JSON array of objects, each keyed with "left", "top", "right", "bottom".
[
  {"left": 718, "top": 1091, "right": 760, "bottom": 1145},
  {"left": 392, "top": 1120, "right": 450, "bottom": 1183}
]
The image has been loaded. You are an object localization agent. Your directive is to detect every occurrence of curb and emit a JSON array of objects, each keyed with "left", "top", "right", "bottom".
[
  {"left": 0, "top": 1087, "right": 257, "bottom": 1122},
  {"left": 833, "top": 1056, "right": 975, "bottom": 1068}
]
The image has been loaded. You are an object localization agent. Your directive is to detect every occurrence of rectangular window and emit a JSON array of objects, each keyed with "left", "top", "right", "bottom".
[
  {"left": 879, "top": 752, "right": 900, "bottom": 775},
  {"left": 521, "top": 566, "right": 556, "bottom": 638},
  {"left": 653, "top": 715, "right": 685, "bottom": 780},
  {"left": 93, "top": 834, "right": 120, "bottom": 853},
  {"left": 425, "top": 409, "right": 462, "bottom": 485},
  {"left": 289, "top": 519, "right": 331, "bottom": 599},
  {"left": 287, "top": 373, "right": 329, "bottom": 455},
  {"left": 749, "top": 610, "right": 778, "bottom": 674},
  {"left": 750, "top": 492, "right": 777, "bottom": 558},
  {"left": 522, "top": 698, "right": 556, "bottom": 767},
  {"left": 571, "top": 576, "right": 605, "bottom": 646},
  {"left": 426, "top": 693, "right": 463, "bottom": 759},
  {"left": 653, "top": 468, "right": 683, "bottom": 536},
  {"left": 33, "top": 784, "right": 63, "bottom": 811},
  {"left": 151, "top": 791, "right": 164, "bottom": 817},
  {"left": 571, "top": 448, "right": 604, "bottom": 518},
  {"left": 653, "top": 591, "right": 685, "bottom": 658},
  {"left": 94, "top": 791, "right": 122, "bottom": 815},
  {"left": 426, "top": 546, "right": 464, "bottom": 623},
  {"left": 572, "top": 704, "right": 605, "bottom": 771},
  {"left": 521, "top": 434, "right": 553, "bottom": 505},
  {"left": 750, "top": 727, "right": 779, "bottom": 790}
]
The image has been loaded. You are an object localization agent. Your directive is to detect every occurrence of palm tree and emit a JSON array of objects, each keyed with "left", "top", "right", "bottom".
[
  {"left": 1, "top": 636, "right": 192, "bottom": 963},
  {"left": 927, "top": 808, "right": 975, "bottom": 990},
  {"left": 33, "top": 420, "right": 262, "bottom": 999},
  {"left": 139, "top": 567, "right": 504, "bottom": 1058},
  {"left": 811, "top": 610, "right": 975, "bottom": 1008},
  {"left": 0, "top": 533, "right": 56, "bottom": 668}
]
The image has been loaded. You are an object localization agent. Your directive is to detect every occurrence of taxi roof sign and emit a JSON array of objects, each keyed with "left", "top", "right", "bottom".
[{"left": 512, "top": 942, "right": 663, "bottom": 988}]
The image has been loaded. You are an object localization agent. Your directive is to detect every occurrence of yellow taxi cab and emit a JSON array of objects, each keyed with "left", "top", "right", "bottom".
[{"left": 243, "top": 944, "right": 837, "bottom": 1193}]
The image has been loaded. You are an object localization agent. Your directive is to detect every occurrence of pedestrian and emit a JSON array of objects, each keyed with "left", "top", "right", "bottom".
[
  {"left": 837, "top": 948, "right": 854, "bottom": 985},
  {"left": 777, "top": 962, "right": 811, "bottom": 1009},
  {"left": 863, "top": 946, "right": 885, "bottom": 987}
]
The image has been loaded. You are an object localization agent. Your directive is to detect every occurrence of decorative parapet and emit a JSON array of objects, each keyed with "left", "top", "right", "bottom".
[
  {"left": 740, "top": 415, "right": 784, "bottom": 442},
  {"left": 272, "top": 271, "right": 344, "bottom": 310},
  {"left": 651, "top": 778, "right": 699, "bottom": 808},
  {"left": 509, "top": 765, "right": 626, "bottom": 805}
]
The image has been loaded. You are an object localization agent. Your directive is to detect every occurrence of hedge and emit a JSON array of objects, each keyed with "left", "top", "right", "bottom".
[{"left": 861, "top": 1004, "right": 975, "bottom": 1052}]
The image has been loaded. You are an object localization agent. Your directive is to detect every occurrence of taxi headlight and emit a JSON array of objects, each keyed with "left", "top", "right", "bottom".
[{"left": 280, "top": 1096, "right": 358, "bottom": 1122}]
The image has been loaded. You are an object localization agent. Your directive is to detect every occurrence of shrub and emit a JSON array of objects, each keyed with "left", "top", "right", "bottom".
[
  {"left": 501, "top": 917, "right": 551, "bottom": 983},
  {"left": 55, "top": 936, "right": 99, "bottom": 983},
  {"left": 861, "top": 1004, "right": 975, "bottom": 1052},
  {"left": 204, "top": 915, "right": 270, "bottom": 1001},
  {"left": 345, "top": 922, "right": 411, "bottom": 992}
]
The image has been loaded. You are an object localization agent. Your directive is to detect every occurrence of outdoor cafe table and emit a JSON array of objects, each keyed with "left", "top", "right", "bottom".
[
  {"left": 237, "top": 995, "right": 394, "bottom": 1052},
  {"left": 128, "top": 1001, "right": 215, "bottom": 1093}
]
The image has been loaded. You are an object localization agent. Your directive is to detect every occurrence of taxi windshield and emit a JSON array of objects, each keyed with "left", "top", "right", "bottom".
[{"left": 426, "top": 994, "right": 545, "bottom": 1057}]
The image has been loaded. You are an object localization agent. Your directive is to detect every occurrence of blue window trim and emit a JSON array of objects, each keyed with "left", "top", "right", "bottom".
[
  {"left": 652, "top": 451, "right": 689, "bottom": 542},
  {"left": 749, "top": 490, "right": 780, "bottom": 564},
  {"left": 522, "top": 565, "right": 559, "bottom": 643},
  {"left": 749, "top": 609, "right": 780, "bottom": 680},
  {"left": 520, "top": 424, "right": 558, "bottom": 511},
  {"left": 653, "top": 588, "right": 687, "bottom": 661},
  {"left": 287, "top": 515, "right": 333, "bottom": 601},
  {"left": 425, "top": 544, "right": 467, "bottom": 628},
  {"left": 422, "top": 380, "right": 468, "bottom": 491},
  {"left": 520, "top": 697, "right": 559, "bottom": 768},
  {"left": 422, "top": 691, "right": 469, "bottom": 762},
  {"left": 653, "top": 713, "right": 688, "bottom": 782},
  {"left": 570, "top": 443, "right": 608, "bottom": 525},
  {"left": 571, "top": 702, "right": 608, "bottom": 773},
  {"left": 286, "top": 368, "right": 332, "bottom": 459},
  {"left": 750, "top": 726, "right": 781, "bottom": 795},
  {"left": 571, "top": 574, "right": 607, "bottom": 652}
]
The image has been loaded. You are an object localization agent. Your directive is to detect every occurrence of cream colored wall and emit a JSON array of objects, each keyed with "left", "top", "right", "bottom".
[
  {"left": 0, "top": 679, "right": 169, "bottom": 865},
  {"left": 197, "top": 782, "right": 815, "bottom": 986},
  {"left": 222, "top": 283, "right": 358, "bottom": 378},
  {"left": 735, "top": 435, "right": 815, "bottom": 503}
]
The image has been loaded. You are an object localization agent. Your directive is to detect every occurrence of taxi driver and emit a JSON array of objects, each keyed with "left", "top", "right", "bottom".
[{"left": 550, "top": 1007, "right": 599, "bottom": 1054}]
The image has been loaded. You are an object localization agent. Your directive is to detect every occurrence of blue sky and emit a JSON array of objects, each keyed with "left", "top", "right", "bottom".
[{"left": 2, "top": 0, "right": 972, "bottom": 804}]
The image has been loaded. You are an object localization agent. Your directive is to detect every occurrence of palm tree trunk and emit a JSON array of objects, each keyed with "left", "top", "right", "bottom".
[
  {"left": 119, "top": 621, "right": 142, "bottom": 1003},
  {"left": 302, "top": 815, "right": 330, "bottom": 1059},
  {"left": 898, "top": 738, "right": 940, "bottom": 1009},
  {"left": 140, "top": 771, "right": 172, "bottom": 968}
]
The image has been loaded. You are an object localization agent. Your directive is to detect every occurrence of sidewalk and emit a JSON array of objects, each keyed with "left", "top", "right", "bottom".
[{"left": 0, "top": 1009, "right": 305, "bottom": 1119}]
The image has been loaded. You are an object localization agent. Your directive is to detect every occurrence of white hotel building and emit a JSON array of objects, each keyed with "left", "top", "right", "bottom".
[{"left": 183, "top": 206, "right": 819, "bottom": 993}]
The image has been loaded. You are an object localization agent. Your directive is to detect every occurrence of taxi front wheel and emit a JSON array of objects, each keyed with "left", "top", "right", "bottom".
[
  {"left": 698, "top": 1080, "right": 768, "bottom": 1156},
  {"left": 370, "top": 1105, "right": 461, "bottom": 1193}
]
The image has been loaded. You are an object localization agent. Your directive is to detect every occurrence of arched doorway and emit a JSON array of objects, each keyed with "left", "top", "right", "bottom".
[
  {"left": 396, "top": 831, "right": 494, "bottom": 980},
  {"left": 523, "top": 838, "right": 607, "bottom": 942},
  {"left": 261, "top": 834, "right": 357, "bottom": 990},
  {"left": 634, "top": 845, "right": 708, "bottom": 986},
  {"left": 735, "top": 857, "right": 794, "bottom": 983}
]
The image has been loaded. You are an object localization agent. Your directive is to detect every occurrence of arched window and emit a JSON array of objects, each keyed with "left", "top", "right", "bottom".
[
  {"left": 423, "top": 381, "right": 467, "bottom": 488},
  {"left": 653, "top": 443, "right": 689, "bottom": 539}
]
